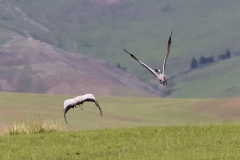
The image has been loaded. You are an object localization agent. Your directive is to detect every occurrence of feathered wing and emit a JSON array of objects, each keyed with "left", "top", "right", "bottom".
[
  {"left": 63, "top": 109, "right": 68, "bottom": 124},
  {"left": 78, "top": 94, "right": 103, "bottom": 116},
  {"left": 95, "top": 100, "right": 103, "bottom": 116},
  {"left": 123, "top": 48, "right": 158, "bottom": 77},
  {"left": 162, "top": 32, "right": 172, "bottom": 74},
  {"left": 81, "top": 99, "right": 102, "bottom": 116},
  {"left": 63, "top": 105, "right": 75, "bottom": 124}
]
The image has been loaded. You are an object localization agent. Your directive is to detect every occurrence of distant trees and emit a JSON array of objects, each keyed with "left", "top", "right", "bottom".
[
  {"left": 190, "top": 57, "right": 198, "bottom": 69},
  {"left": 117, "top": 63, "right": 127, "bottom": 71},
  {"left": 190, "top": 55, "right": 214, "bottom": 69},
  {"left": 199, "top": 55, "right": 214, "bottom": 65},
  {"left": 218, "top": 49, "right": 231, "bottom": 60},
  {"left": 190, "top": 49, "right": 232, "bottom": 70}
]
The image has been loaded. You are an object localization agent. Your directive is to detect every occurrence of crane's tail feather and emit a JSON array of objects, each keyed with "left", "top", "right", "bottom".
[
  {"left": 63, "top": 109, "right": 68, "bottom": 124},
  {"left": 95, "top": 100, "right": 103, "bottom": 116}
]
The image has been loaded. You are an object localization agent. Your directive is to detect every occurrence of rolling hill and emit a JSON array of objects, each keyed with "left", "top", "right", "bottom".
[
  {"left": 170, "top": 56, "right": 240, "bottom": 98},
  {"left": 0, "top": 32, "right": 161, "bottom": 96},
  {"left": 0, "top": 0, "right": 239, "bottom": 97}
]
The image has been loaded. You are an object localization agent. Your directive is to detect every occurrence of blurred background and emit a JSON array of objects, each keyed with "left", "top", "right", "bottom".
[{"left": 0, "top": 0, "right": 240, "bottom": 98}]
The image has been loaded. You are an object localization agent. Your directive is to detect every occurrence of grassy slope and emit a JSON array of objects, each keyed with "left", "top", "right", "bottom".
[
  {"left": 170, "top": 56, "right": 240, "bottom": 98},
  {"left": 1, "top": 92, "right": 240, "bottom": 133},
  {"left": 3, "top": 1, "right": 239, "bottom": 70},
  {"left": 1, "top": 124, "right": 240, "bottom": 159}
]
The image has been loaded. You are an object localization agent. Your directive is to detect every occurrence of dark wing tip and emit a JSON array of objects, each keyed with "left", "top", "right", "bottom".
[
  {"left": 95, "top": 100, "right": 103, "bottom": 116},
  {"left": 63, "top": 109, "right": 68, "bottom": 124},
  {"left": 123, "top": 48, "right": 138, "bottom": 61},
  {"left": 167, "top": 32, "right": 172, "bottom": 55},
  {"left": 123, "top": 48, "right": 130, "bottom": 54},
  {"left": 168, "top": 32, "right": 172, "bottom": 44}
]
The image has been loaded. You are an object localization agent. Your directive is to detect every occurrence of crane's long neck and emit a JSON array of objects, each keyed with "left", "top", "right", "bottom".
[{"left": 162, "top": 69, "right": 165, "bottom": 75}]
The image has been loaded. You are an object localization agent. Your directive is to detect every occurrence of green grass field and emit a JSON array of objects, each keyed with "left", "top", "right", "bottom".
[
  {"left": 1, "top": 92, "right": 240, "bottom": 159},
  {"left": 1, "top": 124, "right": 240, "bottom": 159},
  {"left": 1, "top": 92, "right": 240, "bottom": 132}
]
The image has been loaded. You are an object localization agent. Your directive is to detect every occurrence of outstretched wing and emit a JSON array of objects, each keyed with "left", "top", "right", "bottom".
[
  {"left": 124, "top": 48, "right": 158, "bottom": 78},
  {"left": 81, "top": 96, "right": 103, "bottom": 116},
  {"left": 63, "top": 105, "right": 75, "bottom": 124},
  {"left": 163, "top": 32, "right": 172, "bottom": 74},
  {"left": 63, "top": 109, "right": 68, "bottom": 124},
  {"left": 95, "top": 100, "right": 103, "bottom": 116}
]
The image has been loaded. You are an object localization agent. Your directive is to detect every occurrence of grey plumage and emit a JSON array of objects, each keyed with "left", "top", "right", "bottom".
[
  {"left": 124, "top": 32, "right": 173, "bottom": 92},
  {"left": 63, "top": 94, "right": 103, "bottom": 124}
]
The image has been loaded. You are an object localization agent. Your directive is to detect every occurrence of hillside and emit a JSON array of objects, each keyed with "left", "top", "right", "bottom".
[
  {"left": 6, "top": 0, "right": 240, "bottom": 72},
  {"left": 0, "top": 0, "right": 240, "bottom": 97},
  {"left": 0, "top": 32, "right": 161, "bottom": 96},
  {"left": 170, "top": 56, "right": 240, "bottom": 98}
]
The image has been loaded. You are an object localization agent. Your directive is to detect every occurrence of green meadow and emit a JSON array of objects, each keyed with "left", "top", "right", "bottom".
[
  {"left": 1, "top": 124, "right": 240, "bottom": 159},
  {"left": 1, "top": 92, "right": 240, "bottom": 132},
  {"left": 1, "top": 92, "right": 240, "bottom": 159}
]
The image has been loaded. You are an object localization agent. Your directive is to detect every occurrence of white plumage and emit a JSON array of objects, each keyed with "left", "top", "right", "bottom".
[
  {"left": 123, "top": 32, "right": 172, "bottom": 92},
  {"left": 63, "top": 93, "right": 102, "bottom": 124}
]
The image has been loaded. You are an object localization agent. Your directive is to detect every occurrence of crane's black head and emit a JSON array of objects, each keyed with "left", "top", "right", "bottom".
[{"left": 155, "top": 68, "right": 160, "bottom": 74}]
